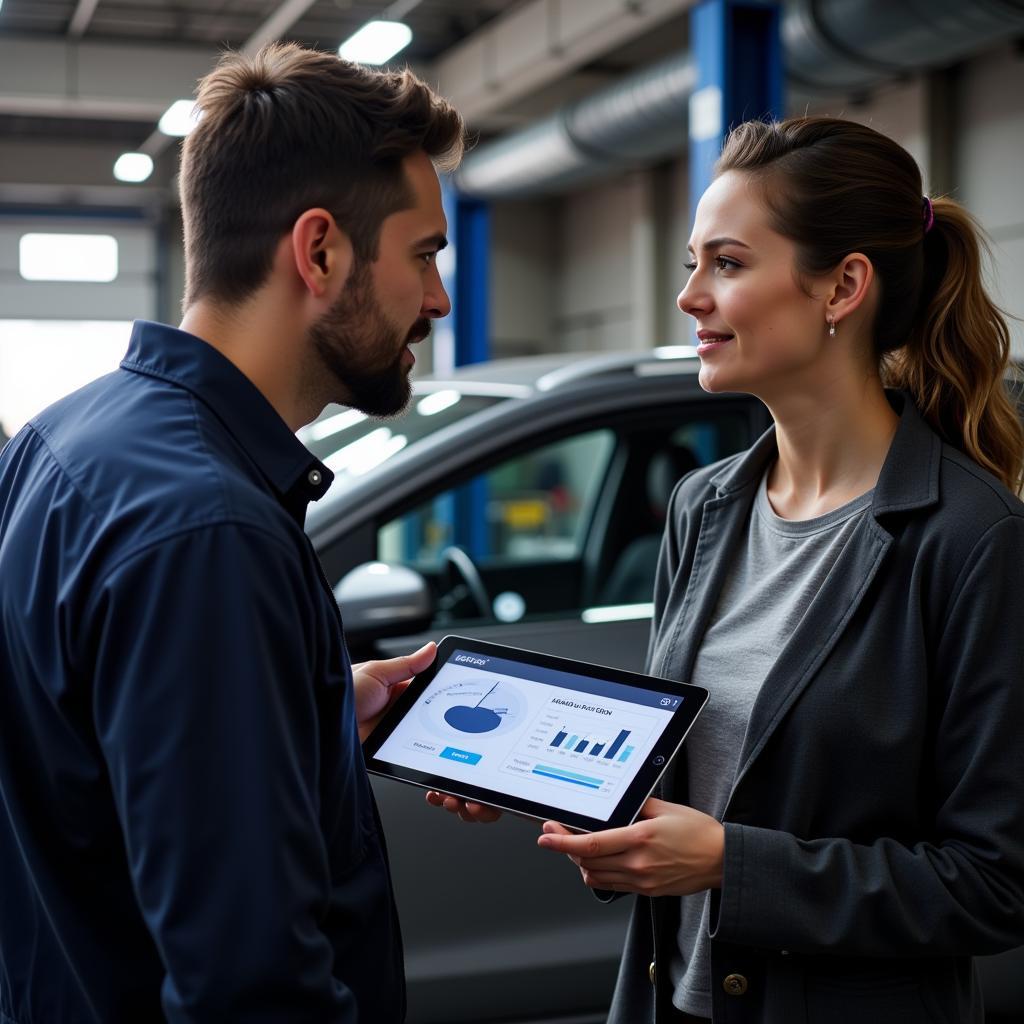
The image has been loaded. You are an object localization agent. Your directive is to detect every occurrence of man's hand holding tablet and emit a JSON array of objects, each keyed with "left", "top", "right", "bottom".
[
  {"left": 352, "top": 642, "right": 438, "bottom": 743},
  {"left": 424, "top": 789, "right": 502, "bottom": 823}
]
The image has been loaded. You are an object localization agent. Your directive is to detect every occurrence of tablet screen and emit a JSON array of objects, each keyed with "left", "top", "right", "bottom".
[{"left": 370, "top": 639, "right": 698, "bottom": 825}]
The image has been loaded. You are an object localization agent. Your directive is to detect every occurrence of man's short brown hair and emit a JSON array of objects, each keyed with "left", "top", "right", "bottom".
[{"left": 179, "top": 43, "right": 465, "bottom": 308}]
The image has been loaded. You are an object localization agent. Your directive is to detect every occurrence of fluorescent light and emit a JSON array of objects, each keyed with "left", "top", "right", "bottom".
[
  {"left": 416, "top": 389, "right": 460, "bottom": 417},
  {"left": 339, "top": 20, "right": 412, "bottom": 65},
  {"left": 348, "top": 433, "right": 407, "bottom": 476},
  {"left": 323, "top": 427, "right": 407, "bottom": 476},
  {"left": 19, "top": 234, "right": 118, "bottom": 283},
  {"left": 654, "top": 346, "right": 699, "bottom": 359},
  {"left": 158, "top": 99, "right": 202, "bottom": 137},
  {"left": 303, "top": 407, "right": 367, "bottom": 443},
  {"left": 113, "top": 152, "right": 154, "bottom": 183},
  {"left": 581, "top": 603, "right": 654, "bottom": 624}
]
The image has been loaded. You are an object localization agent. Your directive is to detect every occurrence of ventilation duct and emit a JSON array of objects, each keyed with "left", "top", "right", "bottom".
[{"left": 455, "top": 0, "right": 1024, "bottom": 198}]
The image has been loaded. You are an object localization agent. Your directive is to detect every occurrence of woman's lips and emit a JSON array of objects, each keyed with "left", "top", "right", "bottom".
[{"left": 696, "top": 331, "right": 734, "bottom": 354}]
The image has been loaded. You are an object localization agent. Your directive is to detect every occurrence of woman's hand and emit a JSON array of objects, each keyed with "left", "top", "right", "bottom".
[
  {"left": 352, "top": 642, "right": 436, "bottom": 744},
  {"left": 536, "top": 797, "right": 724, "bottom": 896},
  {"left": 424, "top": 791, "right": 502, "bottom": 823}
]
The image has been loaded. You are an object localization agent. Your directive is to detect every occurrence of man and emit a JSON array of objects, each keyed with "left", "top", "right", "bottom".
[{"left": 0, "top": 43, "right": 463, "bottom": 1022}]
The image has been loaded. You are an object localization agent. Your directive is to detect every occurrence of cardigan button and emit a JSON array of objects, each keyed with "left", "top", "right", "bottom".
[
  {"left": 723, "top": 973, "right": 749, "bottom": 996},
  {"left": 648, "top": 960, "right": 656, "bottom": 985}
]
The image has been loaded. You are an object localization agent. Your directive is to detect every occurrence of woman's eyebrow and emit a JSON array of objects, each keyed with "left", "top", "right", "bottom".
[{"left": 686, "top": 237, "right": 753, "bottom": 254}]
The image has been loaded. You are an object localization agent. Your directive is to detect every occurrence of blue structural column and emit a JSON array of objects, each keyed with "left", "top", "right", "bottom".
[
  {"left": 439, "top": 181, "right": 490, "bottom": 371},
  {"left": 436, "top": 180, "right": 491, "bottom": 563},
  {"left": 688, "top": 0, "right": 784, "bottom": 223}
]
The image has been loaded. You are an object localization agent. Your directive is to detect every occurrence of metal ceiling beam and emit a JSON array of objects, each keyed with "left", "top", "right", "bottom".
[
  {"left": 435, "top": 0, "right": 696, "bottom": 125},
  {"left": 139, "top": 0, "right": 321, "bottom": 158},
  {"left": 241, "top": 0, "right": 321, "bottom": 57},
  {"left": 68, "top": 0, "right": 102, "bottom": 37},
  {"left": 0, "top": 36, "right": 220, "bottom": 121}
]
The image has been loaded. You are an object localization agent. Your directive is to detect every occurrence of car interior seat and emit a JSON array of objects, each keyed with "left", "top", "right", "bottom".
[{"left": 600, "top": 444, "right": 701, "bottom": 606}]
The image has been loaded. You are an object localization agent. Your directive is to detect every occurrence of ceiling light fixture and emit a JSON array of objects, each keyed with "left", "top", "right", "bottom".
[
  {"left": 19, "top": 234, "right": 118, "bottom": 283},
  {"left": 338, "top": 20, "right": 413, "bottom": 65},
  {"left": 113, "top": 152, "right": 154, "bottom": 183},
  {"left": 158, "top": 99, "right": 202, "bottom": 137}
]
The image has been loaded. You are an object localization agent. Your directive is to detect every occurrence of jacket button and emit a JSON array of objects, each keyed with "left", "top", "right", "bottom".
[
  {"left": 649, "top": 961, "right": 656, "bottom": 985},
  {"left": 723, "top": 973, "right": 748, "bottom": 996}
]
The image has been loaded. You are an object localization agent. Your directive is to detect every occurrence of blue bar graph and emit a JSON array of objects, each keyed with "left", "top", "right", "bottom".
[
  {"left": 617, "top": 745, "right": 635, "bottom": 763},
  {"left": 551, "top": 730, "right": 568, "bottom": 747},
  {"left": 564, "top": 735, "right": 579, "bottom": 750},
  {"left": 604, "top": 729, "right": 631, "bottom": 760},
  {"left": 574, "top": 739, "right": 589, "bottom": 753},
  {"left": 591, "top": 743, "right": 605, "bottom": 757}
]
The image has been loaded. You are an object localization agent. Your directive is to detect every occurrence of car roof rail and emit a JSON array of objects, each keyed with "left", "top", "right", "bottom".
[{"left": 536, "top": 346, "right": 699, "bottom": 392}]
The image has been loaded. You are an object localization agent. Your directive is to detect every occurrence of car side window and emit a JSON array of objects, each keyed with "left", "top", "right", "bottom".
[{"left": 377, "top": 430, "right": 616, "bottom": 570}]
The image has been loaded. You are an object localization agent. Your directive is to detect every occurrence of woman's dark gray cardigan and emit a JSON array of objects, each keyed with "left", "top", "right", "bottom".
[{"left": 606, "top": 394, "right": 1024, "bottom": 1024}]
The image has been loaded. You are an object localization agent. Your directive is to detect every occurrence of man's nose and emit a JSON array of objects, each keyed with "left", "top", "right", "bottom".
[{"left": 424, "top": 271, "right": 451, "bottom": 319}]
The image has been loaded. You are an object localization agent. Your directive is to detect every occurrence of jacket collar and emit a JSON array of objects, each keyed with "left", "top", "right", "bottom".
[
  {"left": 709, "top": 390, "right": 941, "bottom": 518},
  {"left": 120, "top": 320, "right": 333, "bottom": 506}
]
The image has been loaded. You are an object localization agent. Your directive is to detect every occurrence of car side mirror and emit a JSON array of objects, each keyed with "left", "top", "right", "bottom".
[{"left": 334, "top": 562, "right": 434, "bottom": 642}]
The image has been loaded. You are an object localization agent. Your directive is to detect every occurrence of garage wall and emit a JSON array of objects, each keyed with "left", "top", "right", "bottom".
[
  {"left": 552, "top": 172, "right": 653, "bottom": 354},
  {"left": 487, "top": 40, "right": 1024, "bottom": 361},
  {"left": 954, "top": 42, "right": 1024, "bottom": 357},
  {"left": 489, "top": 199, "right": 556, "bottom": 357}
]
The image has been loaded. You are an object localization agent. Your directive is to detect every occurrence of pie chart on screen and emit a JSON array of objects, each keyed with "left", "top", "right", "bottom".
[
  {"left": 444, "top": 702, "right": 503, "bottom": 733},
  {"left": 419, "top": 678, "right": 526, "bottom": 738}
]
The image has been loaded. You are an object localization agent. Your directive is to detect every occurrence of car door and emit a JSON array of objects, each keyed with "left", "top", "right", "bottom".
[{"left": 367, "top": 397, "right": 757, "bottom": 670}]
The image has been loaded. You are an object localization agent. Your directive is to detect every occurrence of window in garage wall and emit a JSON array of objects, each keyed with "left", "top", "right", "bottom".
[
  {"left": 0, "top": 215, "right": 157, "bottom": 441},
  {"left": 0, "top": 320, "right": 131, "bottom": 439}
]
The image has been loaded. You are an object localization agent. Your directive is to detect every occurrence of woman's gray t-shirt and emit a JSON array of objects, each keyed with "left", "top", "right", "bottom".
[{"left": 670, "top": 470, "right": 873, "bottom": 1018}]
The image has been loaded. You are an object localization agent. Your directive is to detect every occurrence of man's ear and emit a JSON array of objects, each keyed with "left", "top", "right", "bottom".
[
  {"left": 290, "top": 208, "right": 354, "bottom": 300},
  {"left": 824, "top": 252, "right": 874, "bottom": 325}
]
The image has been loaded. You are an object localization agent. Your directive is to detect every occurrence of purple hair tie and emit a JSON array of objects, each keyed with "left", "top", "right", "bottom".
[{"left": 923, "top": 196, "right": 935, "bottom": 235}]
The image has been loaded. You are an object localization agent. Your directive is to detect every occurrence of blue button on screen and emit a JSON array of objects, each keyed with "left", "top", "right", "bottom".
[{"left": 440, "top": 746, "right": 482, "bottom": 765}]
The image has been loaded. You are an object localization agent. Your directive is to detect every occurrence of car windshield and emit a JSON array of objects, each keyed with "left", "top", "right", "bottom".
[{"left": 298, "top": 388, "right": 508, "bottom": 495}]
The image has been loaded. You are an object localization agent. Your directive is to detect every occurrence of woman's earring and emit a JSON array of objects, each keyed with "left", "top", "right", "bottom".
[{"left": 827, "top": 317, "right": 837, "bottom": 338}]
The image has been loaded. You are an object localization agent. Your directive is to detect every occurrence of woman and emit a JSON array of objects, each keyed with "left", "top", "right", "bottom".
[{"left": 536, "top": 117, "right": 1024, "bottom": 1023}]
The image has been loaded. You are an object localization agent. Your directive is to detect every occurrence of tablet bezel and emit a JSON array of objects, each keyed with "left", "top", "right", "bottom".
[{"left": 362, "top": 634, "right": 708, "bottom": 833}]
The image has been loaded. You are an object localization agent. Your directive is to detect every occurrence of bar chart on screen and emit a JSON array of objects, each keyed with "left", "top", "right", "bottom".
[
  {"left": 498, "top": 698, "right": 663, "bottom": 799},
  {"left": 548, "top": 727, "right": 636, "bottom": 762}
]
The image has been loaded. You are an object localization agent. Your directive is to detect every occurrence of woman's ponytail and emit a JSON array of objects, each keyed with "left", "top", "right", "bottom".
[{"left": 883, "top": 199, "right": 1024, "bottom": 493}]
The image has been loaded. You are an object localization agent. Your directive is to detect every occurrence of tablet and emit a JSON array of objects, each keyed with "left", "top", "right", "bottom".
[{"left": 363, "top": 635, "right": 708, "bottom": 833}]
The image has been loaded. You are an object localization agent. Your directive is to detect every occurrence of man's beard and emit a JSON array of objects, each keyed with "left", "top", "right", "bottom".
[{"left": 309, "top": 262, "right": 429, "bottom": 417}]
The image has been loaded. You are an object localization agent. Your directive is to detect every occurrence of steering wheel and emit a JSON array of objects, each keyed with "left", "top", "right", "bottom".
[{"left": 439, "top": 545, "right": 490, "bottom": 619}]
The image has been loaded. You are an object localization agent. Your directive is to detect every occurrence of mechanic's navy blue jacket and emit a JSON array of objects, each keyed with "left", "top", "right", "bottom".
[{"left": 0, "top": 320, "right": 403, "bottom": 1023}]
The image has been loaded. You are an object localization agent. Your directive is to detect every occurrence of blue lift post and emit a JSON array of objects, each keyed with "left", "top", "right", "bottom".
[
  {"left": 424, "top": 182, "right": 491, "bottom": 567},
  {"left": 685, "top": 0, "right": 783, "bottom": 460},
  {"left": 688, "top": 0, "right": 784, "bottom": 227}
]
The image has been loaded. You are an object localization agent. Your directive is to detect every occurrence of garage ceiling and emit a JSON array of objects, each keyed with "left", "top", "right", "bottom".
[
  {"left": 0, "top": 0, "right": 514, "bottom": 56},
  {"left": 0, "top": 0, "right": 692, "bottom": 204}
]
